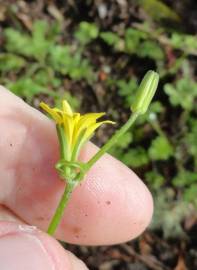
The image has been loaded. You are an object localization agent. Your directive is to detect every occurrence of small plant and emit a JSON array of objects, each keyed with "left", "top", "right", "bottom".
[
  {"left": 0, "top": 20, "right": 95, "bottom": 103},
  {"left": 40, "top": 71, "right": 159, "bottom": 235},
  {"left": 75, "top": 22, "right": 99, "bottom": 45},
  {"left": 148, "top": 136, "right": 173, "bottom": 161},
  {"left": 1, "top": 11, "right": 197, "bottom": 240},
  {"left": 151, "top": 188, "right": 192, "bottom": 238},
  {"left": 164, "top": 77, "right": 197, "bottom": 111}
]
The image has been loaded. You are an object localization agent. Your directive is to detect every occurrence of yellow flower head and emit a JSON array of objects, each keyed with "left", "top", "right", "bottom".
[{"left": 40, "top": 100, "right": 115, "bottom": 161}]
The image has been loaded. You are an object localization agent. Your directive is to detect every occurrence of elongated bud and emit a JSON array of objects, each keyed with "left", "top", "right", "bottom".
[{"left": 131, "top": 70, "right": 159, "bottom": 115}]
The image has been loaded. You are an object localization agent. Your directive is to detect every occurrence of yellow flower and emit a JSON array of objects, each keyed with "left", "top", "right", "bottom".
[{"left": 40, "top": 100, "right": 115, "bottom": 161}]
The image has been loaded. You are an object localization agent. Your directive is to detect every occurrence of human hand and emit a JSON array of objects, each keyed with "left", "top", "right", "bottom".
[{"left": 0, "top": 86, "right": 153, "bottom": 269}]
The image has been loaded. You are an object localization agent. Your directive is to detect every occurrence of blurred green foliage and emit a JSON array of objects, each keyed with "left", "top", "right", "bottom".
[
  {"left": 151, "top": 188, "right": 192, "bottom": 238},
  {"left": 0, "top": 1, "right": 197, "bottom": 238},
  {"left": 138, "top": 0, "right": 180, "bottom": 21},
  {"left": 164, "top": 78, "right": 197, "bottom": 111},
  {"left": 1, "top": 20, "right": 94, "bottom": 106},
  {"left": 75, "top": 21, "right": 99, "bottom": 45},
  {"left": 148, "top": 136, "right": 173, "bottom": 161}
]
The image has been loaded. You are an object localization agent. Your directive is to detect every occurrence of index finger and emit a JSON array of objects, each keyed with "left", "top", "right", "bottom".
[{"left": 0, "top": 86, "right": 153, "bottom": 245}]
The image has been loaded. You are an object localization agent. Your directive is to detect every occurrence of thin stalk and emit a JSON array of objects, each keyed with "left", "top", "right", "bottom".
[
  {"left": 83, "top": 112, "right": 139, "bottom": 174},
  {"left": 47, "top": 181, "right": 76, "bottom": 235},
  {"left": 48, "top": 112, "right": 139, "bottom": 235},
  {"left": 149, "top": 119, "right": 166, "bottom": 138}
]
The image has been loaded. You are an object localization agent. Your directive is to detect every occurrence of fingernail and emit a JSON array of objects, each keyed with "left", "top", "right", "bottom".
[{"left": 0, "top": 230, "right": 55, "bottom": 270}]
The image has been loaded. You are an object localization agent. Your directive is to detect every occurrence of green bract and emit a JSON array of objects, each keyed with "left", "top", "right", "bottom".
[{"left": 131, "top": 70, "right": 159, "bottom": 115}]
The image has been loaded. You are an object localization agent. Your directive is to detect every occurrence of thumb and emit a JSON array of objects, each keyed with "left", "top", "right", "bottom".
[{"left": 0, "top": 221, "right": 88, "bottom": 270}]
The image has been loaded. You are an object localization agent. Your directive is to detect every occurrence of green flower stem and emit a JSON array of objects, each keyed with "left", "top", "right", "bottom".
[
  {"left": 47, "top": 180, "right": 76, "bottom": 235},
  {"left": 149, "top": 118, "right": 166, "bottom": 138},
  {"left": 47, "top": 70, "right": 159, "bottom": 235},
  {"left": 47, "top": 112, "right": 139, "bottom": 235},
  {"left": 79, "top": 112, "right": 140, "bottom": 178},
  {"left": 78, "top": 70, "right": 159, "bottom": 178}
]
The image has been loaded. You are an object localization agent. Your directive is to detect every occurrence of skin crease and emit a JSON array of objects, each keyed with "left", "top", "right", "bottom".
[{"left": 0, "top": 86, "right": 153, "bottom": 246}]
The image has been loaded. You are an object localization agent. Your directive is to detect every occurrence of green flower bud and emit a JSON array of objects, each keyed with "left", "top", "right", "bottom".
[{"left": 131, "top": 70, "right": 159, "bottom": 115}]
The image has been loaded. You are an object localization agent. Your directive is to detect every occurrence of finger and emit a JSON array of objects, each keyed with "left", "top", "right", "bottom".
[
  {"left": 0, "top": 221, "right": 88, "bottom": 270},
  {"left": 0, "top": 86, "right": 153, "bottom": 245},
  {"left": 0, "top": 205, "right": 25, "bottom": 224}
]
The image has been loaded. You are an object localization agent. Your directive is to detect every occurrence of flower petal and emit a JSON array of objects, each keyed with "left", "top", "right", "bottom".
[
  {"left": 40, "top": 102, "right": 62, "bottom": 123},
  {"left": 84, "top": 120, "right": 115, "bottom": 142},
  {"left": 75, "top": 113, "right": 106, "bottom": 137},
  {"left": 62, "top": 100, "right": 73, "bottom": 116},
  {"left": 41, "top": 99, "right": 115, "bottom": 162},
  {"left": 62, "top": 114, "right": 74, "bottom": 146}
]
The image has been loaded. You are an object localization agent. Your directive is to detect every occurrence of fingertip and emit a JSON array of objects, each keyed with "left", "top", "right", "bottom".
[
  {"left": 0, "top": 222, "right": 88, "bottom": 270},
  {"left": 59, "top": 142, "right": 154, "bottom": 245},
  {"left": 67, "top": 251, "right": 89, "bottom": 270},
  {"left": 0, "top": 87, "right": 154, "bottom": 245}
]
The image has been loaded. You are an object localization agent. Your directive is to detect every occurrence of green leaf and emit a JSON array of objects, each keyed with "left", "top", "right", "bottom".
[
  {"left": 116, "top": 132, "right": 133, "bottom": 149},
  {"left": 0, "top": 53, "right": 26, "bottom": 72},
  {"left": 145, "top": 171, "right": 165, "bottom": 189},
  {"left": 32, "top": 20, "right": 48, "bottom": 40},
  {"left": 32, "top": 20, "right": 52, "bottom": 61},
  {"left": 117, "top": 78, "right": 138, "bottom": 108},
  {"left": 138, "top": 40, "right": 164, "bottom": 60},
  {"left": 164, "top": 78, "right": 197, "bottom": 110},
  {"left": 49, "top": 45, "right": 70, "bottom": 69},
  {"left": 5, "top": 28, "right": 33, "bottom": 57},
  {"left": 149, "top": 136, "right": 173, "bottom": 161},
  {"left": 169, "top": 33, "right": 197, "bottom": 55},
  {"left": 49, "top": 45, "right": 94, "bottom": 81},
  {"left": 125, "top": 28, "right": 147, "bottom": 53},
  {"left": 184, "top": 184, "right": 197, "bottom": 204},
  {"left": 109, "top": 132, "right": 133, "bottom": 158},
  {"left": 122, "top": 147, "right": 149, "bottom": 167},
  {"left": 148, "top": 101, "right": 164, "bottom": 114},
  {"left": 33, "top": 68, "right": 61, "bottom": 88},
  {"left": 4, "top": 21, "right": 52, "bottom": 61},
  {"left": 173, "top": 170, "right": 197, "bottom": 188},
  {"left": 100, "top": 31, "right": 122, "bottom": 50},
  {"left": 75, "top": 22, "right": 99, "bottom": 45},
  {"left": 138, "top": 0, "right": 179, "bottom": 21},
  {"left": 6, "top": 77, "right": 48, "bottom": 102}
]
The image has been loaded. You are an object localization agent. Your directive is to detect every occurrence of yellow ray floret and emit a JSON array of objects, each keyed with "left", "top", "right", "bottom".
[{"left": 40, "top": 100, "right": 115, "bottom": 160}]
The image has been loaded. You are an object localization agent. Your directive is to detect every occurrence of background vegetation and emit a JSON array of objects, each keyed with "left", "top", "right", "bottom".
[{"left": 0, "top": 1, "right": 197, "bottom": 269}]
